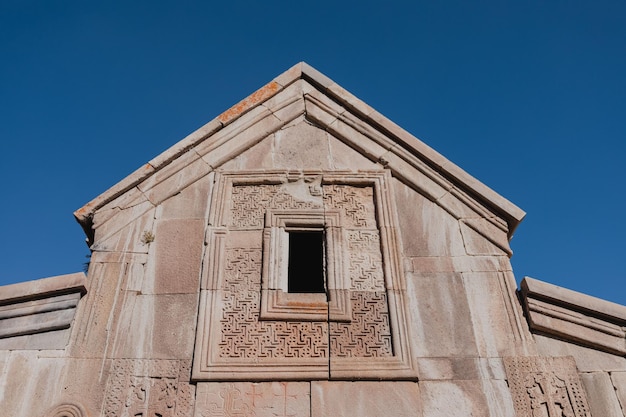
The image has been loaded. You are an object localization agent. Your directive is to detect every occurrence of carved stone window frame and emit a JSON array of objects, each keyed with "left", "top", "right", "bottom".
[
  {"left": 193, "top": 170, "right": 416, "bottom": 381},
  {"left": 260, "top": 209, "right": 352, "bottom": 322}
]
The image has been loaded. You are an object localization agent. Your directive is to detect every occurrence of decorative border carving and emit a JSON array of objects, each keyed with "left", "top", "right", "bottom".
[
  {"left": 260, "top": 209, "right": 351, "bottom": 322},
  {"left": 193, "top": 171, "right": 416, "bottom": 380}
]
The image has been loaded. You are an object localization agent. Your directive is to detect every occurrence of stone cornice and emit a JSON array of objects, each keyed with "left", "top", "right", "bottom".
[{"left": 521, "top": 276, "right": 626, "bottom": 355}]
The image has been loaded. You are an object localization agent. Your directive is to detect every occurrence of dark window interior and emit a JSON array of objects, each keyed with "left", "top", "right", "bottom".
[{"left": 287, "top": 231, "right": 325, "bottom": 293}]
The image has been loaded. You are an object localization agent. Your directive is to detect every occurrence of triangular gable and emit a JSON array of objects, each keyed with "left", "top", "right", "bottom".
[{"left": 74, "top": 62, "right": 525, "bottom": 253}]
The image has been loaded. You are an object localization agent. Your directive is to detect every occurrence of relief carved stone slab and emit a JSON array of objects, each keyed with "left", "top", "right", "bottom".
[
  {"left": 504, "top": 356, "right": 591, "bottom": 417},
  {"left": 192, "top": 171, "right": 415, "bottom": 380},
  {"left": 103, "top": 359, "right": 194, "bottom": 417},
  {"left": 194, "top": 382, "right": 310, "bottom": 417}
]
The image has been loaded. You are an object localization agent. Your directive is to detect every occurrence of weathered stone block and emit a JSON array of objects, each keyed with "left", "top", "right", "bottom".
[
  {"left": 43, "top": 358, "right": 110, "bottom": 417},
  {"left": 580, "top": 372, "right": 623, "bottom": 417},
  {"left": 112, "top": 294, "right": 199, "bottom": 359},
  {"left": 139, "top": 148, "right": 204, "bottom": 194},
  {"left": 194, "top": 382, "right": 309, "bottom": 417},
  {"left": 219, "top": 133, "right": 276, "bottom": 170},
  {"left": 197, "top": 106, "right": 283, "bottom": 169},
  {"left": 150, "top": 218, "right": 205, "bottom": 294},
  {"left": 91, "top": 185, "right": 147, "bottom": 227},
  {"left": 0, "top": 352, "right": 65, "bottom": 416},
  {"left": 312, "top": 381, "right": 421, "bottom": 417},
  {"left": 420, "top": 380, "right": 509, "bottom": 417},
  {"left": 143, "top": 154, "right": 212, "bottom": 206},
  {"left": 92, "top": 206, "right": 156, "bottom": 254},
  {"left": 326, "top": 81, "right": 376, "bottom": 117},
  {"left": 405, "top": 272, "right": 478, "bottom": 357},
  {"left": 408, "top": 255, "right": 509, "bottom": 275},
  {"left": 0, "top": 327, "right": 73, "bottom": 350},
  {"left": 392, "top": 179, "right": 466, "bottom": 257},
  {"left": 534, "top": 333, "right": 626, "bottom": 372},
  {"left": 217, "top": 81, "right": 280, "bottom": 125},
  {"left": 326, "top": 131, "right": 380, "bottom": 170},
  {"left": 69, "top": 262, "right": 132, "bottom": 357},
  {"left": 158, "top": 174, "right": 213, "bottom": 220},
  {"left": 610, "top": 371, "right": 626, "bottom": 412},
  {"left": 272, "top": 121, "right": 333, "bottom": 170},
  {"left": 461, "top": 218, "right": 511, "bottom": 255},
  {"left": 581, "top": 371, "right": 623, "bottom": 417},
  {"left": 460, "top": 220, "right": 509, "bottom": 256},
  {"left": 462, "top": 272, "right": 520, "bottom": 357},
  {"left": 261, "top": 78, "right": 311, "bottom": 109},
  {"left": 266, "top": 91, "right": 307, "bottom": 123},
  {"left": 416, "top": 357, "right": 506, "bottom": 381},
  {"left": 304, "top": 92, "right": 341, "bottom": 128}
]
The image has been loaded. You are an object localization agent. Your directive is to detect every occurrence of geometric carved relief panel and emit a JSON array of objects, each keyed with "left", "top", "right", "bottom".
[
  {"left": 259, "top": 209, "right": 351, "bottom": 322},
  {"left": 103, "top": 359, "right": 195, "bottom": 417},
  {"left": 504, "top": 356, "right": 592, "bottom": 417},
  {"left": 192, "top": 171, "right": 415, "bottom": 380},
  {"left": 218, "top": 247, "right": 329, "bottom": 360}
]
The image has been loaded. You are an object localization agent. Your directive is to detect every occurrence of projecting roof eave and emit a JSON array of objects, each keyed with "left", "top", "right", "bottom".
[{"left": 74, "top": 62, "right": 525, "bottom": 240}]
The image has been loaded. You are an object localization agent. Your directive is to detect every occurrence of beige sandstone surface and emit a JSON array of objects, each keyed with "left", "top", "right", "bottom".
[{"left": 1, "top": 63, "right": 624, "bottom": 416}]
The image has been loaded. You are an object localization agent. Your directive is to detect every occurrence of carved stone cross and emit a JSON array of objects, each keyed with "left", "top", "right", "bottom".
[{"left": 525, "top": 374, "right": 575, "bottom": 417}]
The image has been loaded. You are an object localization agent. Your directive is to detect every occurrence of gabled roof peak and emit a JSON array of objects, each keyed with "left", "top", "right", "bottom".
[{"left": 75, "top": 62, "right": 525, "bottom": 241}]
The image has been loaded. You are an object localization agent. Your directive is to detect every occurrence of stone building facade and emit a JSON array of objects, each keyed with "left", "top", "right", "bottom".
[{"left": 1, "top": 63, "right": 626, "bottom": 416}]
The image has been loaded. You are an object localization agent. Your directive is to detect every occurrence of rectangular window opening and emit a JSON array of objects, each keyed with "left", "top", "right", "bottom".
[{"left": 287, "top": 230, "right": 325, "bottom": 293}]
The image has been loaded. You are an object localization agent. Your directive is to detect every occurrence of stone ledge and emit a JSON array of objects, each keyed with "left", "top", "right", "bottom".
[
  {"left": 521, "top": 276, "right": 626, "bottom": 355},
  {"left": 0, "top": 272, "right": 86, "bottom": 349},
  {"left": 0, "top": 272, "right": 86, "bottom": 305}
]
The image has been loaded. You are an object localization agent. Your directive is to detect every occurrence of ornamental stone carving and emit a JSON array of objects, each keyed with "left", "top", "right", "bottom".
[
  {"left": 504, "top": 356, "right": 591, "bottom": 417},
  {"left": 192, "top": 171, "right": 415, "bottom": 380},
  {"left": 44, "top": 403, "right": 88, "bottom": 417},
  {"left": 103, "top": 359, "right": 194, "bottom": 417}
]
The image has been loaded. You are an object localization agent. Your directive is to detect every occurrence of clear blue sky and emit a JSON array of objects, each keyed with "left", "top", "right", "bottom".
[{"left": 1, "top": 1, "right": 624, "bottom": 305}]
